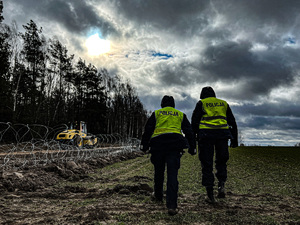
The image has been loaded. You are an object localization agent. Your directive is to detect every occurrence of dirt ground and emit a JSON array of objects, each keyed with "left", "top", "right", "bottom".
[
  {"left": 1, "top": 152, "right": 299, "bottom": 225},
  {"left": 0, "top": 152, "right": 147, "bottom": 224}
]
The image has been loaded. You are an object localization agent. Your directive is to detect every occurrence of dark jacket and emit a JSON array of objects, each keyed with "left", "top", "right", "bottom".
[
  {"left": 141, "top": 96, "right": 196, "bottom": 152},
  {"left": 191, "top": 87, "right": 238, "bottom": 146}
]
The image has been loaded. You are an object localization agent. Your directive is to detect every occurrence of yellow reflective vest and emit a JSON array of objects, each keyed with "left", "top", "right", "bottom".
[
  {"left": 199, "top": 97, "right": 229, "bottom": 129},
  {"left": 151, "top": 107, "right": 184, "bottom": 138}
]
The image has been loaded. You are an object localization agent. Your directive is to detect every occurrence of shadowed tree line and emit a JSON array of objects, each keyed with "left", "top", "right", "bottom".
[{"left": 0, "top": 2, "right": 148, "bottom": 138}]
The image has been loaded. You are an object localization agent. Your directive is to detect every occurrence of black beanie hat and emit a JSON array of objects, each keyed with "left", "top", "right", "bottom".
[
  {"left": 161, "top": 95, "right": 175, "bottom": 108},
  {"left": 200, "top": 86, "right": 216, "bottom": 99}
]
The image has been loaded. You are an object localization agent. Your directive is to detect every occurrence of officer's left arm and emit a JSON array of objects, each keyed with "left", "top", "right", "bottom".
[
  {"left": 140, "top": 112, "right": 156, "bottom": 152},
  {"left": 191, "top": 101, "right": 204, "bottom": 140},
  {"left": 227, "top": 105, "right": 238, "bottom": 148}
]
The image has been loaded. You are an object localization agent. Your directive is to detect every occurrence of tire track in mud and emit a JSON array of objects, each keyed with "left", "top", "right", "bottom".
[
  {"left": 176, "top": 192, "right": 300, "bottom": 224},
  {"left": 99, "top": 154, "right": 151, "bottom": 181},
  {"left": 2, "top": 193, "right": 299, "bottom": 224},
  {"left": 90, "top": 154, "right": 151, "bottom": 191}
]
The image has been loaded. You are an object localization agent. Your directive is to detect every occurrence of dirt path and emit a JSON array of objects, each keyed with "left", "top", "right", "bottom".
[
  {"left": 1, "top": 184, "right": 299, "bottom": 224},
  {"left": 1, "top": 152, "right": 299, "bottom": 224}
]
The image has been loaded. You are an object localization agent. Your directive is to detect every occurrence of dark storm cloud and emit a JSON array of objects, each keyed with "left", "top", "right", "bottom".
[
  {"left": 108, "top": 0, "right": 300, "bottom": 102},
  {"left": 156, "top": 63, "right": 193, "bottom": 87},
  {"left": 233, "top": 102, "right": 300, "bottom": 118},
  {"left": 232, "top": 102, "right": 300, "bottom": 131},
  {"left": 113, "top": 0, "right": 300, "bottom": 39},
  {"left": 155, "top": 38, "right": 299, "bottom": 101},
  {"left": 199, "top": 40, "right": 299, "bottom": 100},
  {"left": 237, "top": 115, "right": 300, "bottom": 130},
  {"left": 213, "top": 0, "right": 300, "bottom": 30},
  {"left": 113, "top": 0, "right": 210, "bottom": 37},
  {"left": 6, "top": 0, "right": 117, "bottom": 37}
]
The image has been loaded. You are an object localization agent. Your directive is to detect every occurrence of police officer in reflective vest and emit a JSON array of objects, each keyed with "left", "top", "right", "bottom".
[
  {"left": 140, "top": 95, "right": 196, "bottom": 215},
  {"left": 191, "top": 87, "right": 238, "bottom": 203}
]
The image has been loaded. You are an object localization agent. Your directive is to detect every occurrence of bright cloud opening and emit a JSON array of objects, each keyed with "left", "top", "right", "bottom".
[
  {"left": 250, "top": 43, "right": 268, "bottom": 52},
  {"left": 85, "top": 33, "right": 111, "bottom": 55}
]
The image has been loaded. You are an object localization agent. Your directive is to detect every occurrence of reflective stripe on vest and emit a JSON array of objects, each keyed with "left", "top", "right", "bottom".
[
  {"left": 151, "top": 107, "right": 184, "bottom": 138},
  {"left": 199, "top": 97, "right": 229, "bottom": 129}
]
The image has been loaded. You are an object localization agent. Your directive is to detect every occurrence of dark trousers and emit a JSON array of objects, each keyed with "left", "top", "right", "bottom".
[
  {"left": 198, "top": 138, "right": 229, "bottom": 187},
  {"left": 150, "top": 150, "right": 182, "bottom": 209}
]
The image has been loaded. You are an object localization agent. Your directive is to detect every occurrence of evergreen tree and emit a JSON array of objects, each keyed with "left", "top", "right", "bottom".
[
  {"left": 20, "top": 20, "right": 46, "bottom": 122},
  {"left": 71, "top": 59, "right": 108, "bottom": 133},
  {"left": 48, "top": 38, "right": 74, "bottom": 124},
  {"left": 0, "top": 1, "right": 3, "bottom": 23},
  {"left": 81, "top": 64, "right": 107, "bottom": 133},
  {"left": 0, "top": 1, "right": 13, "bottom": 121},
  {"left": 0, "top": 25, "right": 10, "bottom": 77},
  {"left": 104, "top": 74, "right": 147, "bottom": 137}
]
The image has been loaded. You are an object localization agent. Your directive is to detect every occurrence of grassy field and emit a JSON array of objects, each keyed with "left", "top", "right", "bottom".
[
  {"left": 1, "top": 146, "right": 299, "bottom": 224},
  {"left": 97, "top": 146, "right": 300, "bottom": 224}
]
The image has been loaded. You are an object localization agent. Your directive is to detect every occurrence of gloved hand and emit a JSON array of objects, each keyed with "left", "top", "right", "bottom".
[
  {"left": 188, "top": 148, "right": 197, "bottom": 155},
  {"left": 140, "top": 144, "right": 149, "bottom": 153},
  {"left": 230, "top": 139, "right": 238, "bottom": 148}
]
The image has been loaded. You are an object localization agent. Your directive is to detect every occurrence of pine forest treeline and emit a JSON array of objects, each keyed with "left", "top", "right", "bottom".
[{"left": 0, "top": 3, "right": 148, "bottom": 138}]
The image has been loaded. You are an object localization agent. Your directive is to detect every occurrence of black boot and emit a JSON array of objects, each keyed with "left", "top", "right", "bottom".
[
  {"left": 217, "top": 182, "right": 225, "bottom": 198},
  {"left": 205, "top": 187, "right": 216, "bottom": 204},
  {"left": 168, "top": 208, "right": 178, "bottom": 216},
  {"left": 151, "top": 192, "right": 163, "bottom": 203}
]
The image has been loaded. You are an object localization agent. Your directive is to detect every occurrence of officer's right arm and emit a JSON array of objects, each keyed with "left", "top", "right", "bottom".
[
  {"left": 181, "top": 114, "right": 196, "bottom": 155},
  {"left": 227, "top": 105, "right": 238, "bottom": 148},
  {"left": 140, "top": 112, "right": 156, "bottom": 152}
]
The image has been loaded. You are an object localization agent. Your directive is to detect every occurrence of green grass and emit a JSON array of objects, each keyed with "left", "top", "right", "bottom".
[
  {"left": 61, "top": 146, "right": 300, "bottom": 224},
  {"left": 227, "top": 147, "right": 300, "bottom": 196},
  {"left": 158, "top": 146, "right": 299, "bottom": 197}
]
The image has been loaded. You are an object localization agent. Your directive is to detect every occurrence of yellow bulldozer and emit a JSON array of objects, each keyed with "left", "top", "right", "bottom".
[{"left": 56, "top": 121, "right": 97, "bottom": 148}]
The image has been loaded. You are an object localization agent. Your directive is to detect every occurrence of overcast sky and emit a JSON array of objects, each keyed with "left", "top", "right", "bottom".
[{"left": 3, "top": 0, "right": 300, "bottom": 146}]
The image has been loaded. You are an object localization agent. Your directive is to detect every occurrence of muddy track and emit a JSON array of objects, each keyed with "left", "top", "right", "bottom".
[
  {"left": 1, "top": 184, "right": 298, "bottom": 224},
  {"left": 1, "top": 151, "right": 299, "bottom": 224}
]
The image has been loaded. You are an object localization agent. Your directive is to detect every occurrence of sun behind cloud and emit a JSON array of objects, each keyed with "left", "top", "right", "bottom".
[{"left": 85, "top": 33, "right": 110, "bottom": 56}]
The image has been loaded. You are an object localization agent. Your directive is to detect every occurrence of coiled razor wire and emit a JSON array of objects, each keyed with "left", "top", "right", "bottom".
[{"left": 0, "top": 122, "right": 141, "bottom": 171}]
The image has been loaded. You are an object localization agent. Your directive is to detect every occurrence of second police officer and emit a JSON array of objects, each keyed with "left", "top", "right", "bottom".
[{"left": 191, "top": 86, "right": 238, "bottom": 203}]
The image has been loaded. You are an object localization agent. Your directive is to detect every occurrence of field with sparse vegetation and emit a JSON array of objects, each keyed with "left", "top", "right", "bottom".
[{"left": 1, "top": 147, "right": 299, "bottom": 224}]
